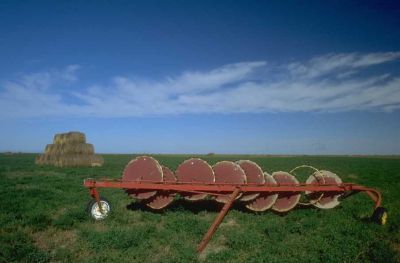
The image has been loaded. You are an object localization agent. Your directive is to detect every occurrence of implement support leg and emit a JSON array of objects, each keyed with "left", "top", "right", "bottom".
[
  {"left": 89, "top": 187, "right": 103, "bottom": 213},
  {"left": 197, "top": 188, "right": 240, "bottom": 253}
]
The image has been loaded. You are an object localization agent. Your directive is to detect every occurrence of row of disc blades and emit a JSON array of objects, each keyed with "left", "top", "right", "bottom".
[{"left": 122, "top": 156, "right": 342, "bottom": 212}]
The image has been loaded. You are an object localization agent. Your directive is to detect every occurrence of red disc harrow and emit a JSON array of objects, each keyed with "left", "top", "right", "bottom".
[{"left": 84, "top": 156, "right": 387, "bottom": 253}]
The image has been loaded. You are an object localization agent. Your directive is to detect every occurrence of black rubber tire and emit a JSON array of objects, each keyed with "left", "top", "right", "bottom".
[
  {"left": 371, "top": 207, "right": 387, "bottom": 225},
  {"left": 86, "top": 196, "right": 112, "bottom": 220}
]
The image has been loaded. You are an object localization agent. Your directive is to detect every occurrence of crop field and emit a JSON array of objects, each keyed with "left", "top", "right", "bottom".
[{"left": 1, "top": 153, "right": 399, "bottom": 262}]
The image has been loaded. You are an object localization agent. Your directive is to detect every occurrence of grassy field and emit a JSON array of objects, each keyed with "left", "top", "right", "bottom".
[{"left": 0, "top": 154, "right": 399, "bottom": 262}]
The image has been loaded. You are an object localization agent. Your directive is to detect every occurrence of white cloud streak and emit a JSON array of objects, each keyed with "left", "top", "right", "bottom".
[{"left": 0, "top": 53, "right": 399, "bottom": 118}]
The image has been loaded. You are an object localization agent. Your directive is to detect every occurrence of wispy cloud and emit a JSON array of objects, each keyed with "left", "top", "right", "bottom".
[
  {"left": 0, "top": 53, "right": 399, "bottom": 118},
  {"left": 287, "top": 52, "right": 400, "bottom": 78}
]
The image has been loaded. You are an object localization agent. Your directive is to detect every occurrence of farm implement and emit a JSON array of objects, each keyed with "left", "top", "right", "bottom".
[{"left": 83, "top": 156, "right": 387, "bottom": 253}]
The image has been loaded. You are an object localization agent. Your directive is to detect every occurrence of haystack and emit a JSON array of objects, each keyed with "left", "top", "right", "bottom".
[{"left": 36, "top": 131, "right": 104, "bottom": 167}]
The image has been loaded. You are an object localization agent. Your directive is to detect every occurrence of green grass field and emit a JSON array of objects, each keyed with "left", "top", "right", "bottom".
[{"left": 1, "top": 154, "right": 399, "bottom": 262}]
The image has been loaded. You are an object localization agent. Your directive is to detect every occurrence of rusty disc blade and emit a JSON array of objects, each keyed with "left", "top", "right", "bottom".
[
  {"left": 145, "top": 166, "right": 176, "bottom": 209},
  {"left": 306, "top": 170, "right": 342, "bottom": 209},
  {"left": 213, "top": 161, "right": 246, "bottom": 203},
  {"left": 246, "top": 173, "right": 278, "bottom": 211},
  {"left": 236, "top": 160, "right": 265, "bottom": 201},
  {"left": 161, "top": 165, "right": 176, "bottom": 182},
  {"left": 175, "top": 158, "right": 215, "bottom": 200},
  {"left": 122, "top": 156, "right": 163, "bottom": 200},
  {"left": 271, "top": 171, "right": 301, "bottom": 212}
]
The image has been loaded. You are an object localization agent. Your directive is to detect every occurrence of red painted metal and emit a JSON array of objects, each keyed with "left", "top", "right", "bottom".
[
  {"left": 84, "top": 179, "right": 381, "bottom": 200},
  {"left": 84, "top": 176, "right": 383, "bottom": 252},
  {"left": 271, "top": 172, "right": 301, "bottom": 212},
  {"left": 197, "top": 188, "right": 240, "bottom": 253},
  {"left": 145, "top": 166, "right": 176, "bottom": 209},
  {"left": 175, "top": 158, "right": 215, "bottom": 200},
  {"left": 90, "top": 187, "right": 103, "bottom": 213},
  {"left": 246, "top": 173, "right": 278, "bottom": 211},
  {"left": 122, "top": 156, "right": 163, "bottom": 199},
  {"left": 236, "top": 160, "right": 265, "bottom": 201},
  {"left": 305, "top": 170, "right": 343, "bottom": 209},
  {"left": 213, "top": 161, "right": 246, "bottom": 203}
]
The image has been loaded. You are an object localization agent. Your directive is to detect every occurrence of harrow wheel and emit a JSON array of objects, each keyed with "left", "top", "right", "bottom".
[
  {"left": 306, "top": 170, "right": 342, "bottom": 209},
  {"left": 86, "top": 196, "right": 111, "bottom": 221},
  {"left": 271, "top": 172, "right": 301, "bottom": 212},
  {"left": 371, "top": 207, "right": 388, "bottom": 225},
  {"left": 246, "top": 173, "right": 278, "bottom": 211},
  {"left": 122, "top": 156, "right": 163, "bottom": 200},
  {"left": 213, "top": 161, "right": 246, "bottom": 203},
  {"left": 176, "top": 158, "right": 215, "bottom": 201},
  {"left": 236, "top": 160, "right": 265, "bottom": 201},
  {"left": 145, "top": 166, "right": 177, "bottom": 210}
]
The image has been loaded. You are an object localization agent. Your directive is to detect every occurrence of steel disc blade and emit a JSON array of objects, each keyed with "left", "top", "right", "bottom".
[
  {"left": 271, "top": 171, "right": 301, "bottom": 212},
  {"left": 306, "top": 170, "right": 342, "bottom": 209},
  {"left": 146, "top": 194, "right": 175, "bottom": 210},
  {"left": 246, "top": 173, "right": 278, "bottom": 211},
  {"left": 213, "top": 161, "right": 246, "bottom": 203},
  {"left": 122, "top": 156, "right": 163, "bottom": 200},
  {"left": 236, "top": 160, "right": 265, "bottom": 201},
  {"left": 175, "top": 158, "right": 215, "bottom": 200},
  {"left": 145, "top": 166, "right": 177, "bottom": 209},
  {"left": 161, "top": 165, "right": 176, "bottom": 183}
]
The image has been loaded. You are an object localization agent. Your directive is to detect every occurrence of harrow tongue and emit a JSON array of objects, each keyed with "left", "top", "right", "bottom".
[{"left": 84, "top": 156, "right": 387, "bottom": 253}]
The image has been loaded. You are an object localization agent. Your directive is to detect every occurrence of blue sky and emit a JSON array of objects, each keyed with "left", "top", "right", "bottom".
[{"left": 1, "top": 1, "right": 400, "bottom": 154}]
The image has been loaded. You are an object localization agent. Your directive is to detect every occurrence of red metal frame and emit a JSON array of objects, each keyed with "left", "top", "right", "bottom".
[{"left": 84, "top": 178, "right": 382, "bottom": 252}]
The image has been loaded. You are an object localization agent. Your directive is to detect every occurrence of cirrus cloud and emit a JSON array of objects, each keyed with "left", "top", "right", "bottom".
[{"left": 0, "top": 52, "right": 399, "bottom": 118}]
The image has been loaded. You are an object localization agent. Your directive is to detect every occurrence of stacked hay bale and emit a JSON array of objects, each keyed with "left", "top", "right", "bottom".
[{"left": 36, "top": 131, "right": 104, "bottom": 167}]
